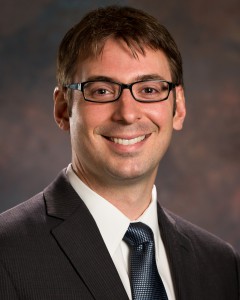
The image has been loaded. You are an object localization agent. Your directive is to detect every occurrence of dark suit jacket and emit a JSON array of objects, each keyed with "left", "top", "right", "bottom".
[{"left": 0, "top": 170, "right": 239, "bottom": 299}]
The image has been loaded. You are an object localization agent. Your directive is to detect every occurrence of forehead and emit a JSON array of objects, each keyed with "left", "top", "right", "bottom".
[{"left": 75, "top": 38, "right": 172, "bottom": 82}]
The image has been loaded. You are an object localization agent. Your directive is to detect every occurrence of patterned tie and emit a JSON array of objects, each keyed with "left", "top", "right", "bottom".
[{"left": 123, "top": 222, "right": 168, "bottom": 300}]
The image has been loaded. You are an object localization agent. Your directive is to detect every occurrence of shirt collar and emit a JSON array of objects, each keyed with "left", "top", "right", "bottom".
[{"left": 66, "top": 164, "right": 159, "bottom": 257}]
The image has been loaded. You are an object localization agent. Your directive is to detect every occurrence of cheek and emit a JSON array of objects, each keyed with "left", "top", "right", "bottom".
[
  {"left": 71, "top": 101, "right": 110, "bottom": 138},
  {"left": 145, "top": 101, "right": 174, "bottom": 128}
]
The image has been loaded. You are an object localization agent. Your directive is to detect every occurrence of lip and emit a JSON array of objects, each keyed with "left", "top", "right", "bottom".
[
  {"left": 103, "top": 133, "right": 151, "bottom": 150},
  {"left": 109, "top": 135, "right": 146, "bottom": 145}
]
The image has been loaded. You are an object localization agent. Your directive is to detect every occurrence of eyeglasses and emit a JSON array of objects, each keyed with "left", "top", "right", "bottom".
[{"left": 64, "top": 79, "right": 176, "bottom": 103}]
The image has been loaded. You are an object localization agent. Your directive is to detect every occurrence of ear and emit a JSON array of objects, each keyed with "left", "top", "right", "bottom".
[
  {"left": 173, "top": 85, "right": 186, "bottom": 130},
  {"left": 53, "top": 87, "right": 70, "bottom": 131}
]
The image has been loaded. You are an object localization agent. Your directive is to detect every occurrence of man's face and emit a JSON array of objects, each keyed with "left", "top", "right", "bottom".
[{"left": 55, "top": 38, "right": 186, "bottom": 188}]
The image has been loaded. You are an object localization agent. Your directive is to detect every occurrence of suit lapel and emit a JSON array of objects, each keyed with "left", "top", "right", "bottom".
[
  {"left": 44, "top": 170, "right": 129, "bottom": 300},
  {"left": 157, "top": 205, "right": 202, "bottom": 300}
]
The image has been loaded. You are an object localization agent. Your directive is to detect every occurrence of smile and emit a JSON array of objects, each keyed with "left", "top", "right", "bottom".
[{"left": 109, "top": 135, "right": 146, "bottom": 145}]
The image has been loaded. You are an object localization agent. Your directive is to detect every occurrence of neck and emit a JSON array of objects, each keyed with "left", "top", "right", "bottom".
[
  {"left": 98, "top": 182, "right": 154, "bottom": 220},
  {"left": 72, "top": 165, "right": 156, "bottom": 220}
]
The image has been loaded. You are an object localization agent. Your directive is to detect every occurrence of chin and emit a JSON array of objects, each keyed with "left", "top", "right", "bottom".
[{"left": 108, "top": 165, "right": 156, "bottom": 182}]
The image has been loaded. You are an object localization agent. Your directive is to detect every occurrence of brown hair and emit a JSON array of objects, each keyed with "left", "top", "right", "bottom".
[{"left": 57, "top": 5, "right": 183, "bottom": 89}]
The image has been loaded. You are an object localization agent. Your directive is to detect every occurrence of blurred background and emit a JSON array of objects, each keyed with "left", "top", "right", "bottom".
[{"left": 0, "top": 0, "right": 239, "bottom": 252}]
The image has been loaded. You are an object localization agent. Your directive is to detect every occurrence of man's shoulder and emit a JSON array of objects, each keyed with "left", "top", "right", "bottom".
[
  {"left": 0, "top": 169, "right": 68, "bottom": 233},
  {"left": 165, "top": 208, "right": 238, "bottom": 257},
  {"left": 0, "top": 192, "right": 46, "bottom": 236}
]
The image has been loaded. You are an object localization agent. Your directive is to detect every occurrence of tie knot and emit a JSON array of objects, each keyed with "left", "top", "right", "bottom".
[{"left": 123, "top": 222, "right": 154, "bottom": 246}]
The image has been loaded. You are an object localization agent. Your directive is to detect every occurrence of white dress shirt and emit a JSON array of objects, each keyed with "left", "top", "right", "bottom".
[{"left": 66, "top": 164, "right": 175, "bottom": 300}]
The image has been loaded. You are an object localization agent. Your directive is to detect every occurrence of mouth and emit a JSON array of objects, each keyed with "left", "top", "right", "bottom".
[{"left": 104, "top": 134, "right": 148, "bottom": 145}]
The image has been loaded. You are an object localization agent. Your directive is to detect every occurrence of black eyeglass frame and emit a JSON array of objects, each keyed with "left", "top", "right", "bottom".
[{"left": 64, "top": 79, "right": 177, "bottom": 103}]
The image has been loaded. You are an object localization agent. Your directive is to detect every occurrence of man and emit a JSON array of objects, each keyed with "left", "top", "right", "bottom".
[{"left": 0, "top": 6, "right": 239, "bottom": 300}]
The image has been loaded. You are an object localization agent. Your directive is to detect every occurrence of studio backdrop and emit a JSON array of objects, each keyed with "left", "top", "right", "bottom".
[{"left": 0, "top": 0, "right": 239, "bottom": 252}]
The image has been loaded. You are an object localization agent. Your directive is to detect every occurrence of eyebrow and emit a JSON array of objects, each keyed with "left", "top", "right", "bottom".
[
  {"left": 85, "top": 74, "right": 167, "bottom": 83},
  {"left": 85, "top": 76, "right": 114, "bottom": 82},
  {"left": 136, "top": 74, "right": 166, "bottom": 81}
]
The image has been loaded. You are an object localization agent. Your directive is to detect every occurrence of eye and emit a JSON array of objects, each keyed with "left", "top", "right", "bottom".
[
  {"left": 85, "top": 82, "right": 115, "bottom": 96},
  {"left": 138, "top": 84, "right": 161, "bottom": 96},
  {"left": 142, "top": 87, "right": 158, "bottom": 94},
  {"left": 94, "top": 88, "right": 111, "bottom": 95},
  {"left": 133, "top": 80, "right": 171, "bottom": 101},
  {"left": 83, "top": 81, "right": 119, "bottom": 101}
]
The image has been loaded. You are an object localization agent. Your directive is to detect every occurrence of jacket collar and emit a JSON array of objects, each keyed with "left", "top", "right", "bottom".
[
  {"left": 44, "top": 170, "right": 129, "bottom": 300},
  {"left": 157, "top": 205, "right": 201, "bottom": 300}
]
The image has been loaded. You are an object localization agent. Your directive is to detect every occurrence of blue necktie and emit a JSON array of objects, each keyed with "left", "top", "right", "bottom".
[{"left": 123, "top": 222, "right": 168, "bottom": 300}]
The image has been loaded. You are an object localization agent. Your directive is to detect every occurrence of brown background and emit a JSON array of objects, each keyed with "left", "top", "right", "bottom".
[{"left": 0, "top": 0, "right": 239, "bottom": 252}]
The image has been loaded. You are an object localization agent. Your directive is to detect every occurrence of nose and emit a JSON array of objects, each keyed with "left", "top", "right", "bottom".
[{"left": 111, "top": 88, "right": 142, "bottom": 124}]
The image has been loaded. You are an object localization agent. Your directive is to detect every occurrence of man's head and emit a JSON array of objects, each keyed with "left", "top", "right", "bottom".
[
  {"left": 56, "top": 6, "right": 183, "bottom": 98},
  {"left": 54, "top": 6, "right": 186, "bottom": 193}
]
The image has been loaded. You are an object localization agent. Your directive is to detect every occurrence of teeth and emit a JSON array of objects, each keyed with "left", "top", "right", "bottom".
[{"left": 110, "top": 135, "right": 146, "bottom": 145}]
